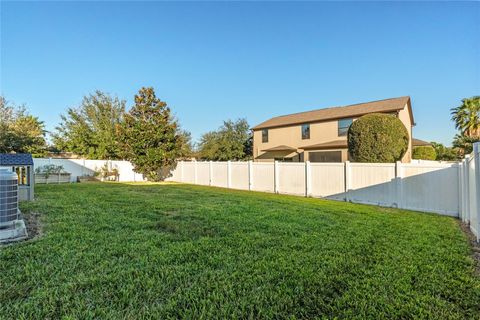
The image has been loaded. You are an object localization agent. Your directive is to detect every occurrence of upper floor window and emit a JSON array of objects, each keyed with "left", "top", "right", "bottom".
[
  {"left": 338, "top": 118, "right": 353, "bottom": 136},
  {"left": 262, "top": 129, "right": 268, "bottom": 143},
  {"left": 301, "top": 124, "right": 310, "bottom": 140}
]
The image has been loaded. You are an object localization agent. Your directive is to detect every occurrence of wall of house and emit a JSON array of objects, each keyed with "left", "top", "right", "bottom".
[
  {"left": 398, "top": 103, "right": 414, "bottom": 163},
  {"left": 253, "top": 119, "right": 348, "bottom": 161}
]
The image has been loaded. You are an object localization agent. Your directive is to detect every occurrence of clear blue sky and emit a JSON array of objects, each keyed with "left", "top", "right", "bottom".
[{"left": 1, "top": 1, "right": 479, "bottom": 146}]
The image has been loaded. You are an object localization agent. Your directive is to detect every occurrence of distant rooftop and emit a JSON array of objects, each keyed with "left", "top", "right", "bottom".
[
  {"left": 252, "top": 96, "right": 412, "bottom": 130},
  {"left": 0, "top": 153, "right": 34, "bottom": 166}
]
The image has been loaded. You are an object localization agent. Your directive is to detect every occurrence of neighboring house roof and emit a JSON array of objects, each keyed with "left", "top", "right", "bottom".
[
  {"left": 261, "top": 145, "right": 297, "bottom": 152},
  {"left": 252, "top": 96, "right": 413, "bottom": 130},
  {"left": 412, "top": 138, "right": 432, "bottom": 147},
  {"left": 0, "top": 153, "right": 34, "bottom": 166},
  {"left": 301, "top": 140, "right": 348, "bottom": 150}
]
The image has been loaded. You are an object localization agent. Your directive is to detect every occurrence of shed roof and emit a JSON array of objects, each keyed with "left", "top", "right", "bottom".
[
  {"left": 0, "top": 153, "right": 34, "bottom": 166},
  {"left": 253, "top": 96, "right": 413, "bottom": 130}
]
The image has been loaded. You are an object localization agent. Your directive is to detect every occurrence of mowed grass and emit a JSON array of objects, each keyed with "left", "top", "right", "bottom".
[{"left": 1, "top": 183, "right": 479, "bottom": 319}]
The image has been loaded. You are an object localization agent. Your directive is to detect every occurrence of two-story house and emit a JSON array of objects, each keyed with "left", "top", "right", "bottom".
[{"left": 252, "top": 96, "right": 415, "bottom": 163}]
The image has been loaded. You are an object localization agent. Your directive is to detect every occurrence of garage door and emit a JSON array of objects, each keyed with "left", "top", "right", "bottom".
[{"left": 309, "top": 151, "right": 342, "bottom": 163}]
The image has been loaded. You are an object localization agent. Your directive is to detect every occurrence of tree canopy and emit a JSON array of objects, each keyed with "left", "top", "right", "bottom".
[
  {"left": 452, "top": 134, "right": 480, "bottom": 156},
  {"left": 0, "top": 97, "right": 47, "bottom": 157},
  {"left": 450, "top": 96, "right": 480, "bottom": 138},
  {"left": 450, "top": 96, "right": 480, "bottom": 157},
  {"left": 52, "top": 91, "right": 125, "bottom": 159},
  {"left": 347, "top": 113, "right": 409, "bottom": 163},
  {"left": 197, "top": 119, "right": 252, "bottom": 161},
  {"left": 118, "top": 87, "right": 187, "bottom": 181},
  {"left": 430, "top": 142, "right": 458, "bottom": 161}
]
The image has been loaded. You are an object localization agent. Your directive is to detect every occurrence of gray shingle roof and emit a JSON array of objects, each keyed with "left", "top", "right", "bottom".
[{"left": 0, "top": 153, "right": 34, "bottom": 166}]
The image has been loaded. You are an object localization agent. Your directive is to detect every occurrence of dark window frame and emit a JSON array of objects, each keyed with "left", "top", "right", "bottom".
[
  {"left": 338, "top": 118, "right": 353, "bottom": 136},
  {"left": 301, "top": 124, "right": 310, "bottom": 140},
  {"left": 262, "top": 129, "right": 268, "bottom": 143}
]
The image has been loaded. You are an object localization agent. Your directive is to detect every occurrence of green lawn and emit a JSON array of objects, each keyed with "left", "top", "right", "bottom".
[{"left": 1, "top": 183, "right": 479, "bottom": 319}]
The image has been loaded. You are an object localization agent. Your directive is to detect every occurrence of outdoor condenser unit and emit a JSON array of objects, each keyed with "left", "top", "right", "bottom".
[{"left": 0, "top": 168, "right": 27, "bottom": 243}]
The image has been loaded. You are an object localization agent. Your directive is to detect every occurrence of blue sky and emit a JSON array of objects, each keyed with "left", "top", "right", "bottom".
[{"left": 1, "top": 1, "right": 479, "bottom": 146}]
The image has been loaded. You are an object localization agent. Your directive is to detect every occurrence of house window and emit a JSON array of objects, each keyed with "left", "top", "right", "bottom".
[
  {"left": 338, "top": 118, "right": 353, "bottom": 136},
  {"left": 301, "top": 124, "right": 310, "bottom": 140},
  {"left": 262, "top": 129, "right": 268, "bottom": 143}
]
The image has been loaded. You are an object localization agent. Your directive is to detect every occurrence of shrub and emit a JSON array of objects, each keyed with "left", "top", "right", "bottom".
[
  {"left": 412, "top": 146, "right": 437, "bottom": 160},
  {"left": 348, "top": 113, "right": 409, "bottom": 163}
]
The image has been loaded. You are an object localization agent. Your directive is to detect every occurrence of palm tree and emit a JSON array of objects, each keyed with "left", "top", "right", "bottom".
[
  {"left": 450, "top": 96, "right": 480, "bottom": 137},
  {"left": 452, "top": 134, "right": 480, "bottom": 156}
]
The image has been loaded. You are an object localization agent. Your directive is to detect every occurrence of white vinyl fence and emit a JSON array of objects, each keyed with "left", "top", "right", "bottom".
[
  {"left": 459, "top": 143, "right": 480, "bottom": 240},
  {"left": 170, "top": 160, "right": 460, "bottom": 215},
  {"left": 33, "top": 158, "right": 145, "bottom": 183}
]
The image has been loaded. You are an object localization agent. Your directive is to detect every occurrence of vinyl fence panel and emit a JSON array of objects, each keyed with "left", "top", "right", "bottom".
[
  {"left": 230, "top": 162, "right": 249, "bottom": 190},
  {"left": 211, "top": 162, "right": 228, "bottom": 188},
  {"left": 467, "top": 156, "right": 478, "bottom": 238},
  {"left": 402, "top": 163, "right": 459, "bottom": 216},
  {"left": 277, "top": 162, "right": 306, "bottom": 196},
  {"left": 181, "top": 162, "right": 196, "bottom": 184},
  {"left": 348, "top": 163, "right": 396, "bottom": 207},
  {"left": 251, "top": 162, "right": 274, "bottom": 192},
  {"left": 196, "top": 162, "right": 211, "bottom": 186},
  {"left": 310, "top": 163, "right": 345, "bottom": 199}
]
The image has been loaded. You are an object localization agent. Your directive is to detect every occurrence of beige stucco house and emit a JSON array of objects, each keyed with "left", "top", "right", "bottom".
[{"left": 252, "top": 96, "right": 415, "bottom": 163}]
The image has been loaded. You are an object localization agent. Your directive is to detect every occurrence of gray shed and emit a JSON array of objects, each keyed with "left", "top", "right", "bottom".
[{"left": 0, "top": 153, "right": 34, "bottom": 201}]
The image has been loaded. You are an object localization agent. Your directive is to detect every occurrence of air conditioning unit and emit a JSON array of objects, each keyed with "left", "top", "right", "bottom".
[{"left": 0, "top": 168, "right": 27, "bottom": 243}]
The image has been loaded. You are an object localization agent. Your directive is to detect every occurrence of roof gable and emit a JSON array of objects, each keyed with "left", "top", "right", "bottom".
[{"left": 253, "top": 96, "right": 412, "bottom": 130}]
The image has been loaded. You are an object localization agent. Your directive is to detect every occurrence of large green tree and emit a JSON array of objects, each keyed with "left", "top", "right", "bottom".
[
  {"left": 450, "top": 96, "right": 480, "bottom": 138},
  {"left": 118, "top": 87, "right": 185, "bottom": 181},
  {"left": 52, "top": 91, "right": 125, "bottom": 159},
  {"left": 197, "top": 118, "right": 252, "bottom": 161},
  {"left": 0, "top": 97, "right": 47, "bottom": 156}
]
